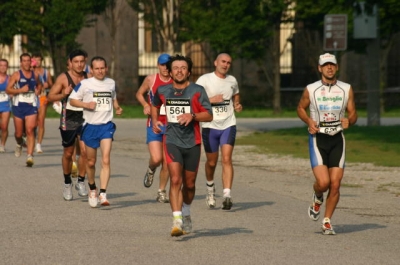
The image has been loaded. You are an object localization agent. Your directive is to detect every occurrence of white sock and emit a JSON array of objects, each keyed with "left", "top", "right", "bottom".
[
  {"left": 182, "top": 203, "right": 191, "bottom": 216},
  {"left": 223, "top": 188, "right": 231, "bottom": 198},
  {"left": 173, "top": 211, "right": 182, "bottom": 220},
  {"left": 206, "top": 181, "right": 214, "bottom": 190}
]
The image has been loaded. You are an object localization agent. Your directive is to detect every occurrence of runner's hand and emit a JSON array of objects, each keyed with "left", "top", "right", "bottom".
[{"left": 152, "top": 121, "right": 163, "bottom": 134}]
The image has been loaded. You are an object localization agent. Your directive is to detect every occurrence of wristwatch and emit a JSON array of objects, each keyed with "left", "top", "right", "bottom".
[{"left": 191, "top": 113, "right": 196, "bottom": 119}]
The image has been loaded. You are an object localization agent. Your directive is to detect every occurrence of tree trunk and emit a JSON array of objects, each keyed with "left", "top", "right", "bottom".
[{"left": 272, "top": 24, "right": 281, "bottom": 114}]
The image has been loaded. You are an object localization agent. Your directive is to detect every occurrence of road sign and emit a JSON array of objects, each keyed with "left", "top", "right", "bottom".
[{"left": 323, "top": 14, "right": 347, "bottom": 51}]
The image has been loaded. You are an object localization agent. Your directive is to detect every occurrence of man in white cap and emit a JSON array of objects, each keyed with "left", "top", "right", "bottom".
[
  {"left": 136, "top": 53, "right": 172, "bottom": 203},
  {"left": 297, "top": 53, "right": 358, "bottom": 235}
]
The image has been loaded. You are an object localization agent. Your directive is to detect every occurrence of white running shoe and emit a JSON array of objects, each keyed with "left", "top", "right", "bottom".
[
  {"left": 182, "top": 215, "right": 192, "bottom": 234},
  {"left": 75, "top": 181, "right": 88, "bottom": 197},
  {"left": 63, "top": 183, "right": 73, "bottom": 201},
  {"left": 88, "top": 189, "right": 98, "bottom": 208},
  {"left": 308, "top": 193, "right": 323, "bottom": 221},
  {"left": 36, "top": 143, "right": 43, "bottom": 153},
  {"left": 0, "top": 145, "right": 5, "bottom": 153},
  {"left": 322, "top": 217, "right": 336, "bottom": 235},
  {"left": 15, "top": 144, "right": 22, "bottom": 157},
  {"left": 99, "top": 192, "right": 110, "bottom": 206},
  {"left": 143, "top": 168, "right": 155, "bottom": 188},
  {"left": 171, "top": 218, "right": 183, "bottom": 237},
  {"left": 26, "top": 155, "right": 34, "bottom": 167},
  {"left": 206, "top": 186, "right": 216, "bottom": 208}
]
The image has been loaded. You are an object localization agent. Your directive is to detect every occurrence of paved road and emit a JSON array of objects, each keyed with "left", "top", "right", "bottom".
[{"left": 1, "top": 118, "right": 399, "bottom": 265}]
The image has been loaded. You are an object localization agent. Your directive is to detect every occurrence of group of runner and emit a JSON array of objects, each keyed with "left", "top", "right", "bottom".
[
  {"left": 137, "top": 53, "right": 242, "bottom": 236},
  {"left": 0, "top": 51, "right": 357, "bottom": 236}
]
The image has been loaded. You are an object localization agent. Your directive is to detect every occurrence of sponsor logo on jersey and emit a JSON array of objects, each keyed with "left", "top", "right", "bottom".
[
  {"left": 166, "top": 98, "right": 190, "bottom": 105},
  {"left": 319, "top": 105, "right": 341, "bottom": 111}
]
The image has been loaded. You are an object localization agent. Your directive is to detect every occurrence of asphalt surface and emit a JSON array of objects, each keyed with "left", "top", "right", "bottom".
[{"left": 1, "top": 118, "right": 400, "bottom": 265}]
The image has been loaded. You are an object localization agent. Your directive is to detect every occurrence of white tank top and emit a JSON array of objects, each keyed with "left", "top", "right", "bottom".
[{"left": 307, "top": 80, "right": 350, "bottom": 136}]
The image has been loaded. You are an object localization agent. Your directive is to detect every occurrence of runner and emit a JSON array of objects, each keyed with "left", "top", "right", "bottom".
[
  {"left": 47, "top": 49, "right": 90, "bottom": 201},
  {"left": 297, "top": 53, "right": 358, "bottom": 235},
  {"left": 69, "top": 56, "right": 123, "bottom": 208},
  {"left": 196, "top": 53, "right": 242, "bottom": 210},
  {"left": 151, "top": 54, "right": 213, "bottom": 236},
  {"left": 0, "top": 59, "right": 11, "bottom": 153},
  {"left": 136, "top": 53, "right": 172, "bottom": 203},
  {"left": 6, "top": 53, "right": 42, "bottom": 166},
  {"left": 32, "top": 53, "right": 53, "bottom": 153}
]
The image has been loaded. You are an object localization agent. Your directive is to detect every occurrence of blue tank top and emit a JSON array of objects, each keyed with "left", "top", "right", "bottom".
[
  {"left": 38, "top": 69, "right": 48, "bottom": 85},
  {"left": 0, "top": 76, "right": 8, "bottom": 92},
  {"left": 17, "top": 70, "right": 36, "bottom": 91}
]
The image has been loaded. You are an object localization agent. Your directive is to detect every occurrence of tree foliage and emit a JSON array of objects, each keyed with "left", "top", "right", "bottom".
[
  {"left": 0, "top": 0, "right": 108, "bottom": 75},
  {"left": 179, "top": 0, "right": 294, "bottom": 113},
  {"left": 127, "top": 0, "right": 183, "bottom": 53}
]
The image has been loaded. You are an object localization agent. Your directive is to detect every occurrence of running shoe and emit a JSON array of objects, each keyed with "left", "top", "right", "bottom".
[
  {"left": 156, "top": 190, "right": 169, "bottom": 203},
  {"left": 222, "top": 196, "right": 233, "bottom": 210},
  {"left": 88, "top": 189, "right": 98, "bottom": 208},
  {"left": 26, "top": 155, "right": 34, "bottom": 167},
  {"left": 36, "top": 143, "right": 43, "bottom": 153},
  {"left": 308, "top": 193, "right": 324, "bottom": 221},
  {"left": 0, "top": 145, "right": 5, "bottom": 153},
  {"left": 63, "top": 183, "right": 73, "bottom": 201},
  {"left": 171, "top": 218, "right": 183, "bottom": 237},
  {"left": 206, "top": 186, "right": 216, "bottom": 208},
  {"left": 182, "top": 215, "right": 192, "bottom": 235},
  {"left": 15, "top": 144, "right": 22, "bottom": 157},
  {"left": 322, "top": 217, "right": 336, "bottom": 235},
  {"left": 99, "top": 192, "right": 110, "bottom": 206},
  {"left": 75, "top": 181, "right": 88, "bottom": 197},
  {"left": 71, "top": 162, "right": 78, "bottom": 178},
  {"left": 143, "top": 168, "right": 155, "bottom": 188}
]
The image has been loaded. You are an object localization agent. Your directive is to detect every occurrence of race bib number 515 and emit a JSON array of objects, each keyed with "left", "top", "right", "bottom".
[{"left": 93, "top": 92, "right": 112, "bottom": 111}]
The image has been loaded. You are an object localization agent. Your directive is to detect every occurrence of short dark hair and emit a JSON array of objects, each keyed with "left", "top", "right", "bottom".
[
  {"left": 90, "top": 56, "right": 107, "bottom": 68},
  {"left": 68, "top": 49, "right": 88, "bottom": 61},
  {"left": 0, "top": 59, "right": 8, "bottom": 65},
  {"left": 20, "top": 53, "right": 31, "bottom": 62},
  {"left": 166, "top": 54, "right": 193, "bottom": 74},
  {"left": 32, "top": 52, "right": 43, "bottom": 59}
]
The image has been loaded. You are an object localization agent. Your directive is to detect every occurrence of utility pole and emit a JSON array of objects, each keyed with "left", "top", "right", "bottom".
[{"left": 354, "top": 2, "right": 380, "bottom": 125}]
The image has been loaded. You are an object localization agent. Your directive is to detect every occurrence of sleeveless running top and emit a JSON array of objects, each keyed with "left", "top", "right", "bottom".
[
  {"left": 307, "top": 80, "right": 350, "bottom": 136},
  {"left": 147, "top": 73, "right": 173, "bottom": 126},
  {"left": 12, "top": 70, "right": 38, "bottom": 106},
  {"left": 60, "top": 71, "right": 87, "bottom": 130},
  {"left": 0, "top": 75, "right": 9, "bottom": 104}
]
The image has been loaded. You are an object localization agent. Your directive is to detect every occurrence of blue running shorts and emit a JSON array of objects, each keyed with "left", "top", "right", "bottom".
[{"left": 81, "top": 122, "right": 116, "bottom": 149}]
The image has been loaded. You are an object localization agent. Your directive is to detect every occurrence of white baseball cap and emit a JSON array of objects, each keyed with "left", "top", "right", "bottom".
[{"left": 319, "top": 53, "right": 337, "bottom": 65}]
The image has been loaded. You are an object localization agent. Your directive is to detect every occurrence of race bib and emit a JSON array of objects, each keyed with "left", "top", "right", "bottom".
[
  {"left": 0, "top": 92, "right": 8, "bottom": 102},
  {"left": 318, "top": 120, "right": 343, "bottom": 136},
  {"left": 92, "top": 92, "right": 112, "bottom": 112},
  {"left": 19, "top": 91, "right": 35, "bottom": 103},
  {"left": 160, "top": 104, "right": 166, "bottom": 115},
  {"left": 166, "top": 98, "right": 191, "bottom": 123},
  {"left": 212, "top": 100, "right": 232, "bottom": 120}
]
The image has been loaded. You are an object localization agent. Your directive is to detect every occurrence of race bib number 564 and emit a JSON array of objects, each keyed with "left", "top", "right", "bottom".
[{"left": 166, "top": 98, "right": 191, "bottom": 123}]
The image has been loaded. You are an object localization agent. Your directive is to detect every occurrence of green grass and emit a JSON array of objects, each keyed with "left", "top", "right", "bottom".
[
  {"left": 45, "top": 105, "right": 400, "bottom": 167},
  {"left": 46, "top": 105, "right": 400, "bottom": 119},
  {"left": 236, "top": 125, "right": 400, "bottom": 167}
]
